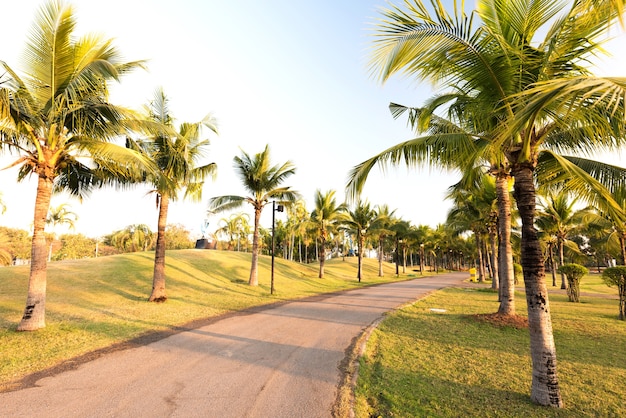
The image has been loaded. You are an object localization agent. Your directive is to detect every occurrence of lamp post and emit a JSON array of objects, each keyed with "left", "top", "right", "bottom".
[
  {"left": 419, "top": 243, "right": 424, "bottom": 275},
  {"left": 271, "top": 201, "right": 284, "bottom": 295}
]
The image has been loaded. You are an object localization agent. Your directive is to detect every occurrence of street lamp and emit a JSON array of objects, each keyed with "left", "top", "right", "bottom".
[
  {"left": 419, "top": 243, "right": 424, "bottom": 275},
  {"left": 271, "top": 201, "right": 284, "bottom": 295}
]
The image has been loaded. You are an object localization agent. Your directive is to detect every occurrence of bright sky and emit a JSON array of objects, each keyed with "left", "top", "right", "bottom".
[{"left": 1, "top": 0, "right": 625, "bottom": 239}]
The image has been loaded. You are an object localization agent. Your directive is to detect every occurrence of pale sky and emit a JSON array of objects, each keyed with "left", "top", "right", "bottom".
[{"left": 1, "top": 0, "right": 625, "bottom": 239}]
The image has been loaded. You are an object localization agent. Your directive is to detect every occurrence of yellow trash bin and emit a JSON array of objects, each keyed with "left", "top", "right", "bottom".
[{"left": 469, "top": 268, "right": 477, "bottom": 282}]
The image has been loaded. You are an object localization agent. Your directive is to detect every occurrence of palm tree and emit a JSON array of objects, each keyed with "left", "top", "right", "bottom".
[
  {"left": 535, "top": 192, "right": 589, "bottom": 289},
  {"left": 310, "top": 189, "right": 347, "bottom": 278},
  {"left": 108, "top": 224, "right": 154, "bottom": 253},
  {"left": 358, "top": 0, "right": 626, "bottom": 406},
  {"left": 389, "top": 219, "right": 411, "bottom": 275},
  {"left": 45, "top": 203, "right": 78, "bottom": 261},
  {"left": 446, "top": 184, "right": 492, "bottom": 283},
  {"left": 0, "top": 0, "right": 149, "bottom": 331},
  {"left": 343, "top": 201, "right": 376, "bottom": 282},
  {"left": 208, "top": 145, "right": 298, "bottom": 286},
  {"left": 216, "top": 212, "right": 251, "bottom": 251},
  {"left": 370, "top": 204, "right": 397, "bottom": 276},
  {"left": 128, "top": 88, "right": 218, "bottom": 302},
  {"left": 285, "top": 200, "right": 309, "bottom": 261}
]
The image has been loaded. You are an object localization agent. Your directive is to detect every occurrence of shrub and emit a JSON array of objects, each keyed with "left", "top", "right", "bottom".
[
  {"left": 558, "top": 263, "right": 588, "bottom": 302},
  {"left": 601, "top": 266, "right": 626, "bottom": 320}
]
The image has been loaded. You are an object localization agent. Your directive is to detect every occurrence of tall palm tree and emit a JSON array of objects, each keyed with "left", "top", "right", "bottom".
[
  {"left": 285, "top": 199, "right": 309, "bottom": 261},
  {"left": 0, "top": 0, "right": 149, "bottom": 331},
  {"left": 343, "top": 201, "right": 376, "bottom": 282},
  {"left": 358, "top": 0, "right": 626, "bottom": 406},
  {"left": 370, "top": 204, "right": 397, "bottom": 276},
  {"left": 45, "top": 203, "right": 78, "bottom": 261},
  {"left": 208, "top": 145, "right": 298, "bottom": 286},
  {"left": 310, "top": 189, "right": 347, "bottom": 278},
  {"left": 389, "top": 219, "right": 411, "bottom": 275},
  {"left": 128, "top": 88, "right": 218, "bottom": 302}
]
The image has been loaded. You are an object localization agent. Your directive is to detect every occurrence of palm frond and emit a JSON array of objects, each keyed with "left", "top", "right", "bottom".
[{"left": 208, "top": 195, "right": 246, "bottom": 213}]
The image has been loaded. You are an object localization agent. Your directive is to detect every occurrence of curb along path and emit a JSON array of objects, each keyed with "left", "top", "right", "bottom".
[{"left": 1, "top": 273, "right": 466, "bottom": 418}]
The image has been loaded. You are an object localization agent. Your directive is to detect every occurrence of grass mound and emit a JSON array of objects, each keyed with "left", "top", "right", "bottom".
[{"left": 0, "top": 249, "right": 404, "bottom": 390}]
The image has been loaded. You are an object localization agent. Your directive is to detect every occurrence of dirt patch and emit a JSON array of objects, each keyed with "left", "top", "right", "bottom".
[{"left": 470, "top": 313, "right": 528, "bottom": 329}]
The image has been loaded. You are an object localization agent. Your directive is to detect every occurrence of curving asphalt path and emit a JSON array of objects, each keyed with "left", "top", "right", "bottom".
[{"left": 1, "top": 273, "right": 466, "bottom": 418}]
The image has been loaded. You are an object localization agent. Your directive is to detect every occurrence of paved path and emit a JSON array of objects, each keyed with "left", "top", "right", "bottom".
[{"left": 1, "top": 273, "right": 466, "bottom": 417}]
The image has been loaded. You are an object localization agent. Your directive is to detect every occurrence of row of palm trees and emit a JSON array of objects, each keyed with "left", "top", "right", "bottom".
[
  {"left": 344, "top": 0, "right": 626, "bottom": 407},
  {"left": 0, "top": 1, "right": 217, "bottom": 329}
]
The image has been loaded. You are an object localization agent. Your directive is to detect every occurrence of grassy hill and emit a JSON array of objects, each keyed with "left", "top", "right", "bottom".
[{"left": 0, "top": 249, "right": 409, "bottom": 390}]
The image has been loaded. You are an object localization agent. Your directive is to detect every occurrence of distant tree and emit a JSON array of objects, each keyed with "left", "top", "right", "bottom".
[
  {"left": 54, "top": 234, "right": 97, "bottom": 260},
  {"left": 45, "top": 203, "right": 78, "bottom": 261},
  {"left": 209, "top": 145, "right": 298, "bottom": 286},
  {"left": 164, "top": 224, "right": 195, "bottom": 250},
  {"left": 0, "top": 227, "right": 31, "bottom": 264},
  {"left": 0, "top": 229, "right": 13, "bottom": 265},
  {"left": 536, "top": 193, "right": 589, "bottom": 289},
  {"left": 370, "top": 205, "right": 396, "bottom": 277},
  {"left": 310, "top": 190, "right": 347, "bottom": 278},
  {"left": 343, "top": 201, "right": 376, "bottom": 282},
  {"left": 602, "top": 266, "right": 626, "bottom": 320},
  {"left": 0, "top": 0, "right": 149, "bottom": 331},
  {"left": 216, "top": 213, "right": 251, "bottom": 251},
  {"left": 107, "top": 224, "right": 154, "bottom": 253}
]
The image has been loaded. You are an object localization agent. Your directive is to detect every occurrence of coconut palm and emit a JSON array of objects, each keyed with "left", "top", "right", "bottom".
[
  {"left": 446, "top": 178, "right": 497, "bottom": 284},
  {"left": 127, "top": 88, "right": 218, "bottom": 302},
  {"left": 216, "top": 212, "right": 251, "bottom": 251},
  {"left": 535, "top": 192, "right": 589, "bottom": 289},
  {"left": 357, "top": 0, "right": 626, "bottom": 406},
  {"left": 208, "top": 145, "right": 298, "bottom": 286},
  {"left": 45, "top": 202, "right": 78, "bottom": 261},
  {"left": 285, "top": 200, "right": 309, "bottom": 261},
  {"left": 108, "top": 224, "right": 154, "bottom": 253},
  {"left": 370, "top": 204, "right": 397, "bottom": 276},
  {"left": 0, "top": 0, "right": 149, "bottom": 331},
  {"left": 310, "top": 189, "right": 347, "bottom": 278},
  {"left": 342, "top": 201, "right": 376, "bottom": 282}
]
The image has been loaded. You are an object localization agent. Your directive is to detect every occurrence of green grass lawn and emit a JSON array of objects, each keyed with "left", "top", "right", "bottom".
[
  {"left": 0, "top": 249, "right": 406, "bottom": 390},
  {"left": 354, "top": 282, "right": 625, "bottom": 418}
]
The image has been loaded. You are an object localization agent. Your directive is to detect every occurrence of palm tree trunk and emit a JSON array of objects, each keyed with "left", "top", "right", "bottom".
[
  {"left": 484, "top": 239, "right": 493, "bottom": 279},
  {"left": 249, "top": 207, "right": 262, "bottom": 286},
  {"left": 17, "top": 176, "right": 53, "bottom": 331},
  {"left": 559, "top": 241, "right": 566, "bottom": 289},
  {"left": 402, "top": 246, "right": 406, "bottom": 274},
  {"left": 619, "top": 234, "right": 626, "bottom": 266},
  {"left": 490, "top": 230, "right": 499, "bottom": 290},
  {"left": 476, "top": 234, "right": 485, "bottom": 283},
  {"left": 149, "top": 194, "right": 168, "bottom": 302},
  {"left": 378, "top": 237, "right": 384, "bottom": 277},
  {"left": 549, "top": 245, "right": 557, "bottom": 287},
  {"left": 512, "top": 163, "right": 562, "bottom": 407},
  {"left": 496, "top": 173, "right": 515, "bottom": 316},
  {"left": 357, "top": 238, "right": 363, "bottom": 282},
  {"left": 318, "top": 236, "right": 326, "bottom": 278}
]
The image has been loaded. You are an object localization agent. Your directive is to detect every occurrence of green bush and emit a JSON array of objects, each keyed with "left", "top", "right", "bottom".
[
  {"left": 558, "top": 263, "right": 588, "bottom": 302},
  {"left": 602, "top": 266, "right": 626, "bottom": 320}
]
